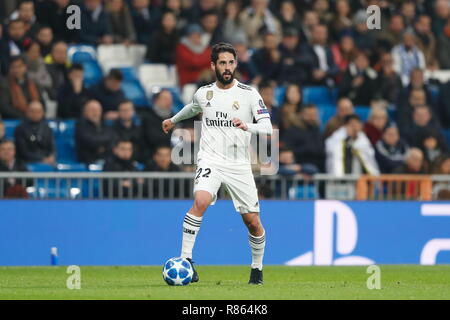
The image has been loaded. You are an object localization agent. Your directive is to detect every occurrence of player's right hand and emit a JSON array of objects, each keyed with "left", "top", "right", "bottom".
[{"left": 162, "top": 119, "right": 175, "bottom": 134}]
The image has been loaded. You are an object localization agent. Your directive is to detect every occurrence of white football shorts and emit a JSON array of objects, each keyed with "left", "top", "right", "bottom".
[{"left": 193, "top": 158, "right": 260, "bottom": 214}]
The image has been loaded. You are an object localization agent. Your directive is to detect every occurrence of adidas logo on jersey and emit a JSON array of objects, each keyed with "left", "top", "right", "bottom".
[{"left": 206, "top": 102, "right": 211, "bottom": 107}]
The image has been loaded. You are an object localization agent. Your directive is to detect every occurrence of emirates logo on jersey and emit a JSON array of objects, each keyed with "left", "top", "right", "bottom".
[{"left": 232, "top": 101, "right": 240, "bottom": 110}]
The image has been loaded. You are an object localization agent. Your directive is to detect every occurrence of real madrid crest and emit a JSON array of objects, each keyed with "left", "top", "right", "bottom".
[
  {"left": 232, "top": 101, "right": 240, "bottom": 110},
  {"left": 206, "top": 90, "right": 213, "bottom": 101}
]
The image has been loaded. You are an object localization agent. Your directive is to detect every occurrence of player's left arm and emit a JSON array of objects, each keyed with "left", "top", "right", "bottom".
[{"left": 232, "top": 89, "right": 273, "bottom": 135}]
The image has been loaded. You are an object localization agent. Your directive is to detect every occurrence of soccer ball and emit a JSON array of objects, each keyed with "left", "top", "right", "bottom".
[{"left": 162, "top": 257, "right": 194, "bottom": 286}]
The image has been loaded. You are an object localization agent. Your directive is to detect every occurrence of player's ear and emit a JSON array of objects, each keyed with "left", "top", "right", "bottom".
[{"left": 210, "top": 61, "right": 216, "bottom": 72}]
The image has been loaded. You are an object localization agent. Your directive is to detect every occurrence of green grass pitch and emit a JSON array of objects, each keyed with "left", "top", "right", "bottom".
[{"left": 0, "top": 265, "right": 449, "bottom": 300}]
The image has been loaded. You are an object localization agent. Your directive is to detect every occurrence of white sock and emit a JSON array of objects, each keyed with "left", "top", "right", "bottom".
[
  {"left": 181, "top": 212, "right": 203, "bottom": 259},
  {"left": 248, "top": 231, "right": 265, "bottom": 270}
]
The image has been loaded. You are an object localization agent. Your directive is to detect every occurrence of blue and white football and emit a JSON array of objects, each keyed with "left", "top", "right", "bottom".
[{"left": 162, "top": 257, "right": 194, "bottom": 286}]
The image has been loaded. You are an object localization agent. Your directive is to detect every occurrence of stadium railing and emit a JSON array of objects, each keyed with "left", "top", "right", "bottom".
[
  {"left": 356, "top": 175, "right": 433, "bottom": 201},
  {"left": 1, "top": 172, "right": 449, "bottom": 201}
]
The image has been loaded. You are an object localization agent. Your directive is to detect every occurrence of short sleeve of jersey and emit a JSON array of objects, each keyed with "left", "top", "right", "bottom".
[
  {"left": 191, "top": 90, "right": 203, "bottom": 113},
  {"left": 250, "top": 89, "right": 271, "bottom": 122}
]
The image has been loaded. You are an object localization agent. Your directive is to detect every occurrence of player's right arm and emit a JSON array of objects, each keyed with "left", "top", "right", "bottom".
[{"left": 162, "top": 92, "right": 202, "bottom": 134}]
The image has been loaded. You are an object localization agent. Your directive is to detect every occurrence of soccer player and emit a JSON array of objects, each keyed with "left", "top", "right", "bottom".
[{"left": 162, "top": 43, "right": 273, "bottom": 285}]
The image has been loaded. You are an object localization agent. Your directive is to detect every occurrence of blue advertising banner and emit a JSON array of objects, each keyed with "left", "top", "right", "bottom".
[{"left": 0, "top": 200, "right": 449, "bottom": 266}]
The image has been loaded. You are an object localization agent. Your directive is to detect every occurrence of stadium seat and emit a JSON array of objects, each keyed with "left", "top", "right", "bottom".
[
  {"left": 303, "top": 87, "right": 338, "bottom": 105},
  {"left": 274, "top": 86, "right": 286, "bottom": 106},
  {"left": 47, "top": 120, "right": 59, "bottom": 136},
  {"left": 121, "top": 80, "right": 149, "bottom": 107},
  {"left": 316, "top": 104, "right": 337, "bottom": 129},
  {"left": 443, "top": 129, "right": 450, "bottom": 146},
  {"left": 27, "top": 163, "right": 55, "bottom": 172},
  {"left": 354, "top": 106, "right": 371, "bottom": 122},
  {"left": 98, "top": 44, "right": 147, "bottom": 73},
  {"left": 81, "top": 60, "right": 103, "bottom": 87},
  {"left": 56, "top": 163, "right": 87, "bottom": 172},
  {"left": 68, "top": 44, "right": 97, "bottom": 63},
  {"left": 116, "top": 67, "right": 139, "bottom": 82},
  {"left": 56, "top": 121, "right": 77, "bottom": 163},
  {"left": 139, "top": 64, "right": 178, "bottom": 97},
  {"left": 3, "top": 120, "right": 20, "bottom": 139}
]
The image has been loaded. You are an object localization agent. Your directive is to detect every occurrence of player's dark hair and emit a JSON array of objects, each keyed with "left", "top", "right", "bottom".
[
  {"left": 211, "top": 42, "right": 237, "bottom": 64},
  {"left": 344, "top": 114, "right": 361, "bottom": 124}
]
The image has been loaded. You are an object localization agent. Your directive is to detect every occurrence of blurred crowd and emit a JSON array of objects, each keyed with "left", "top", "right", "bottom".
[{"left": 0, "top": 0, "right": 450, "bottom": 182}]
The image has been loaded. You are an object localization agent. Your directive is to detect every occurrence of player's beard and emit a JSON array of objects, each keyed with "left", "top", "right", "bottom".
[{"left": 216, "top": 69, "right": 235, "bottom": 85}]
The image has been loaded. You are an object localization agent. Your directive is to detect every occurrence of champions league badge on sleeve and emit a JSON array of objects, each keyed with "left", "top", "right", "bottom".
[{"left": 259, "top": 99, "right": 266, "bottom": 109}]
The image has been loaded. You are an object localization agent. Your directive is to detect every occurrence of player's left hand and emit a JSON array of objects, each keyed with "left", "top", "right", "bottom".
[{"left": 232, "top": 118, "right": 248, "bottom": 131}]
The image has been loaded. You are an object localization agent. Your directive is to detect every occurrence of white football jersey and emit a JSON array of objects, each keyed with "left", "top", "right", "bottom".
[{"left": 190, "top": 80, "right": 271, "bottom": 169}]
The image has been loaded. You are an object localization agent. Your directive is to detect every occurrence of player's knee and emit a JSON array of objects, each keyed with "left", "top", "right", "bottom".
[
  {"left": 193, "top": 197, "right": 210, "bottom": 213},
  {"left": 245, "top": 217, "right": 262, "bottom": 233}
]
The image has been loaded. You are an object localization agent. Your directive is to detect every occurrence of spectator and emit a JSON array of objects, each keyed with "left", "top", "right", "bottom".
[
  {"left": 351, "top": 9, "right": 378, "bottom": 53},
  {"left": 5, "top": 19, "right": 30, "bottom": 59},
  {"left": 323, "top": 97, "right": 354, "bottom": 139},
  {"left": 35, "top": 26, "right": 54, "bottom": 57},
  {"left": 233, "top": 38, "right": 258, "bottom": 84},
  {"left": 14, "top": 101, "right": 56, "bottom": 164},
  {"left": 402, "top": 105, "right": 445, "bottom": 148},
  {"left": 279, "top": 83, "right": 302, "bottom": 134},
  {"left": 339, "top": 51, "right": 379, "bottom": 106},
  {"left": 437, "top": 17, "right": 450, "bottom": 70},
  {"left": 175, "top": 24, "right": 211, "bottom": 87},
  {"left": 0, "top": 24, "right": 9, "bottom": 75},
  {"left": 277, "top": 148, "right": 302, "bottom": 175},
  {"left": 24, "top": 41, "right": 53, "bottom": 99},
  {"left": 303, "top": 24, "right": 339, "bottom": 86},
  {"left": 277, "top": 0, "right": 302, "bottom": 36},
  {"left": 282, "top": 104, "right": 325, "bottom": 173},
  {"left": 417, "top": 128, "right": 448, "bottom": 169},
  {"left": 10, "top": 0, "right": 40, "bottom": 37},
  {"left": 329, "top": 0, "right": 353, "bottom": 41},
  {"left": 392, "top": 147, "right": 426, "bottom": 174},
  {"left": 221, "top": 0, "right": 247, "bottom": 45},
  {"left": 0, "top": 121, "right": 5, "bottom": 144},
  {"left": 35, "top": 0, "right": 76, "bottom": 43},
  {"left": 57, "top": 63, "right": 90, "bottom": 119},
  {"left": 252, "top": 32, "right": 282, "bottom": 84},
  {"left": 239, "top": 0, "right": 282, "bottom": 49},
  {"left": 44, "top": 41, "right": 70, "bottom": 100},
  {"left": 326, "top": 114, "right": 379, "bottom": 176},
  {"left": 144, "top": 145, "right": 180, "bottom": 172},
  {"left": 0, "top": 56, "right": 42, "bottom": 119},
  {"left": 111, "top": 100, "right": 144, "bottom": 161},
  {"left": 431, "top": 154, "right": 450, "bottom": 174},
  {"left": 79, "top": 0, "right": 113, "bottom": 45},
  {"left": 142, "top": 89, "right": 174, "bottom": 158},
  {"left": 364, "top": 106, "right": 388, "bottom": 146},
  {"left": 392, "top": 30, "right": 426, "bottom": 86},
  {"left": 414, "top": 15, "right": 437, "bottom": 69},
  {"left": 129, "top": 0, "right": 160, "bottom": 44},
  {"left": 438, "top": 80, "right": 450, "bottom": 128},
  {"left": 431, "top": 0, "right": 450, "bottom": 38},
  {"left": 103, "top": 139, "right": 141, "bottom": 198},
  {"left": 299, "top": 10, "right": 319, "bottom": 44},
  {"left": 145, "top": 11, "right": 179, "bottom": 64},
  {"left": 185, "top": 0, "right": 221, "bottom": 24},
  {"left": 375, "top": 124, "right": 409, "bottom": 174},
  {"left": 399, "top": 0, "right": 417, "bottom": 28},
  {"left": 331, "top": 34, "right": 356, "bottom": 82},
  {"left": 313, "top": 0, "right": 333, "bottom": 25},
  {"left": 258, "top": 81, "right": 279, "bottom": 127},
  {"left": 200, "top": 10, "right": 224, "bottom": 46},
  {"left": 377, "top": 14, "right": 406, "bottom": 50},
  {"left": 88, "top": 69, "right": 126, "bottom": 120},
  {"left": 278, "top": 28, "right": 310, "bottom": 86},
  {"left": 75, "top": 100, "right": 114, "bottom": 164},
  {"left": 375, "top": 52, "right": 403, "bottom": 105},
  {"left": 0, "top": 139, "right": 31, "bottom": 198},
  {"left": 106, "top": 0, "right": 137, "bottom": 44}
]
